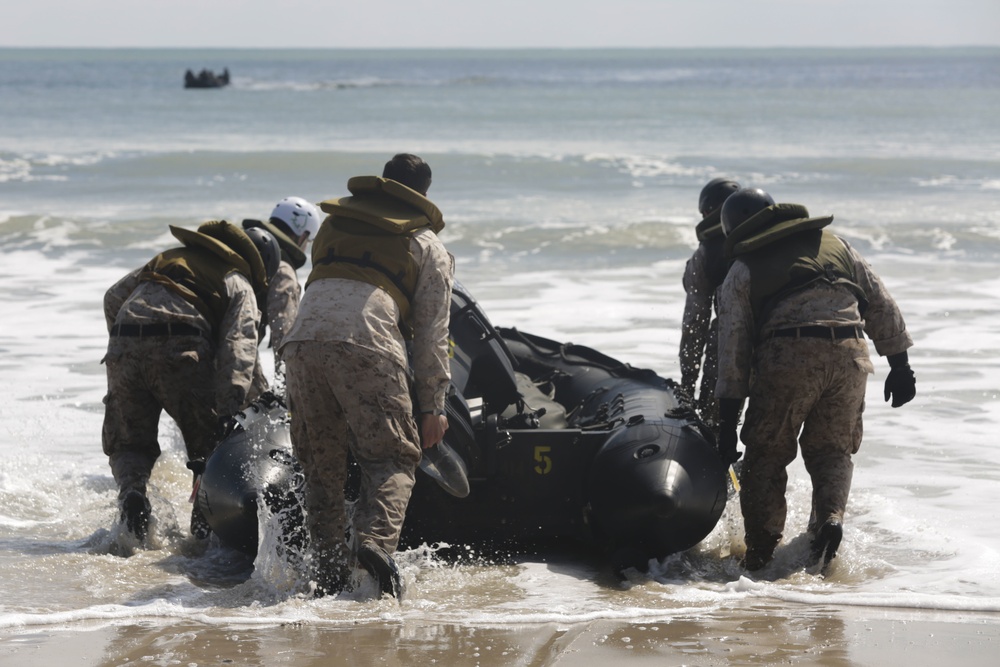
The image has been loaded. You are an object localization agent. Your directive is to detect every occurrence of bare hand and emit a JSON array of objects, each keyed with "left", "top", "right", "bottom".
[{"left": 420, "top": 413, "right": 448, "bottom": 449}]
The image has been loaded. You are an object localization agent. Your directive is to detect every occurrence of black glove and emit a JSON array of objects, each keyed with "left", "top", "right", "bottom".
[
  {"left": 718, "top": 425, "right": 741, "bottom": 465},
  {"left": 717, "top": 398, "right": 744, "bottom": 465},
  {"left": 258, "top": 389, "right": 287, "bottom": 409},
  {"left": 185, "top": 459, "right": 206, "bottom": 477},
  {"left": 884, "top": 352, "right": 916, "bottom": 408}
]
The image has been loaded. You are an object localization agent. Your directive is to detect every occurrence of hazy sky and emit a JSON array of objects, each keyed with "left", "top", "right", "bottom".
[{"left": 3, "top": 0, "right": 999, "bottom": 48}]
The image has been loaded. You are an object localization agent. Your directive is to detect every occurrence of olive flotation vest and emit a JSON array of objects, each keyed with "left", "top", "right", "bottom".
[
  {"left": 694, "top": 208, "right": 729, "bottom": 291},
  {"left": 307, "top": 176, "right": 445, "bottom": 338},
  {"left": 695, "top": 207, "right": 724, "bottom": 244},
  {"left": 139, "top": 221, "right": 269, "bottom": 334},
  {"left": 724, "top": 203, "right": 868, "bottom": 330},
  {"left": 243, "top": 218, "right": 307, "bottom": 270}
]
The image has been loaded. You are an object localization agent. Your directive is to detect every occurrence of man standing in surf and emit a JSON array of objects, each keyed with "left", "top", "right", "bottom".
[
  {"left": 713, "top": 188, "right": 916, "bottom": 572},
  {"left": 281, "top": 154, "right": 454, "bottom": 598},
  {"left": 678, "top": 177, "right": 741, "bottom": 432},
  {"left": 101, "top": 221, "right": 279, "bottom": 544}
]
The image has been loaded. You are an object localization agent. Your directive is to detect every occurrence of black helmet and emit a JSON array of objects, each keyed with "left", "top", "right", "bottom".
[
  {"left": 721, "top": 188, "right": 775, "bottom": 236},
  {"left": 242, "top": 226, "right": 281, "bottom": 279},
  {"left": 698, "top": 178, "right": 741, "bottom": 218}
]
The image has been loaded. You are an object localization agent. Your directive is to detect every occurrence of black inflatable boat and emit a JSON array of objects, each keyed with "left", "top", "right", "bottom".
[{"left": 195, "top": 282, "right": 729, "bottom": 572}]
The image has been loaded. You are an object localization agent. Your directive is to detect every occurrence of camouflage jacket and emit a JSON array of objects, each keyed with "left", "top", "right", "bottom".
[
  {"left": 715, "top": 238, "right": 913, "bottom": 399},
  {"left": 281, "top": 227, "right": 454, "bottom": 414}
]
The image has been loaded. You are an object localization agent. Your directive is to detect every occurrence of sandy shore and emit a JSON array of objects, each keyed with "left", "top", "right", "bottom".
[{"left": 2, "top": 604, "right": 997, "bottom": 667}]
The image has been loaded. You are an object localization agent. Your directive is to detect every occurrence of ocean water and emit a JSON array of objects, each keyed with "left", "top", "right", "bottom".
[{"left": 1, "top": 48, "right": 1000, "bottom": 663}]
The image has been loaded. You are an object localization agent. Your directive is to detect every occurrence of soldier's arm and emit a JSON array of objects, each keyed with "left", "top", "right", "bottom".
[
  {"left": 266, "top": 262, "right": 300, "bottom": 354},
  {"left": 679, "top": 248, "right": 715, "bottom": 394},
  {"left": 843, "top": 241, "right": 913, "bottom": 357},
  {"left": 409, "top": 231, "right": 455, "bottom": 416},
  {"left": 214, "top": 273, "right": 261, "bottom": 416}
]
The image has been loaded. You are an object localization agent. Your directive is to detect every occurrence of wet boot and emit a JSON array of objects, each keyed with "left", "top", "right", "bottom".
[
  {"left": 741, "top": 530, "right": 779, "bottom": 571},
  {"left": 810, "top": 520, "right": 843, "bottom": 568},
  {"left": 120, "top": 489, "right": 151, "bottom": 541},
  {"left": 357, "top": 541, "right": 401, "bottom": 599},
  {"left": 741, "top": 546, "right": 774, "bottom": 572}
]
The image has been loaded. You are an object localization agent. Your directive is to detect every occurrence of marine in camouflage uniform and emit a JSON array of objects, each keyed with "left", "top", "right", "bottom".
[
  {"left": 102, "top": 221, "right": 272, "bottom": 541},
  {"left": 243, "top": 197, "right": 323, "bottom": 392},
  {"left": 281, "top": 155, "right": 453, "bottom": 597},
  {"left": 714, "top": 189, "right": 916, "bottom": 571},
  {"left": 679, "top": 178, "right": 740, "bottom": 431}
]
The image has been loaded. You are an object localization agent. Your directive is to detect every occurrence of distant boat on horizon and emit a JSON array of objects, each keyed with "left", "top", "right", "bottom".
[{"left": 184, "top": 67, "right": 230, "bottom": 89}]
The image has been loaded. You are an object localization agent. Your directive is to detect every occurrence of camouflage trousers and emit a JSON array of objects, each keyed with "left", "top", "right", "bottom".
[
  {"left": 283, "top": 340, "right": 421, "bottom": 581},
  {"left": 102, "top": 334, "right": 218, "bottom": 499},
  {"left": 739, "top": 336, "right": 872, "bottom": 554}
]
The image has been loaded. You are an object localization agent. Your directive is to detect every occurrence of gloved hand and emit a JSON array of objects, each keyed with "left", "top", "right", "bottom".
[
  {"left": 884, "top": 365, "right": 916, "bottom": 407},
  {"left": 258, "top": 389, "right": 287, "bottom": 409},
  {"left": 884, "top": 352, "right": 916, "bottom": 408},
  {"left": 718, "top": 424, "right": 742, "bottom": 465},
  {"left": 717, "top": 397, "right": 744, "bottom": 465}
]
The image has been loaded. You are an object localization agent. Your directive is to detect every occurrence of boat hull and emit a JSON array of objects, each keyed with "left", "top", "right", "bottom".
[{"left": 197, "top": 283, "right": 729, "bottom": 571}]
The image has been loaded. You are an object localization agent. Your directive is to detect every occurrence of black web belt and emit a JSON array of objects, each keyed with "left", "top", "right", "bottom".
[
  {"left": 110, "top": 322, "right": 208, "bottom": 338},
  {"left": 768, "top": 325, "right": 863, "bottom": 340}
]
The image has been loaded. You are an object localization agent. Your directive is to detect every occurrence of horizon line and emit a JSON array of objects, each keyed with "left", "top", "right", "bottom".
[{"left": 2, "top": 44, "right": 1000, "bottom": 51}]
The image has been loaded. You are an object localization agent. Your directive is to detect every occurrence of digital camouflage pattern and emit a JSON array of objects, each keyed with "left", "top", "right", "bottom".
[
  {"left": 281, "top": 220, "right": 453, "bottom": 588},
  {"left": 265, "top": 260, "right": 300, "bottom": 354},
  {"left": 282, "top": 227, "right": 453, "bottom": 413},
  {"left": 104, "top": 270, "right": 262, "bottom": 416},
  {"left": 102, "top": 334, "right": 218, "bottom": 498},
  {"left": 738, "top": 335, "right": 871, "bottom": 554},
  {"left": 716, "top": 239, "right": 912, "bottom": 400},
  {"left": 102, "top": 270, "right": 262, "bottom": 502},
  {"left": 283, "top": 340, "right": 422, "bottom": 588},
  {"left": 716, "top": 237, "right": 912, "bottom": 560}
]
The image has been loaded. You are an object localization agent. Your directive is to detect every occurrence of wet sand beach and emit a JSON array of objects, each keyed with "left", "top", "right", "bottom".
[{"left": 4, "top": 605, "right": 998, "bottom": 666}]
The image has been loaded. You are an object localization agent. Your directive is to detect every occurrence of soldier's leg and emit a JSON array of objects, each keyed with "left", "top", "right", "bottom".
[
  {"left": 800, "top": 340, "right": 870, "bottom": 535},
  {"left": 740, "top": 339, "right": 823, "bottom": 567},
  {"left": 335, "top": 347, "right": 421, "bottom": 555},
  {"left": 327, "top": 347, "right": 418, "bottom": 598},
  {"left": 145, "top": 336, "right": 219, "bottom": 538},
  {"left": 102, "top": 337, "right": 161, "bottom": 538},
  {"left": 102, "top": 338, "right": 162, "bottom": 496},
  {"left": 284, "top": 341, "right": 352, "bottom": 593},
  {"left": 154, "top": 336, "right": 221, "bottom": 463}
]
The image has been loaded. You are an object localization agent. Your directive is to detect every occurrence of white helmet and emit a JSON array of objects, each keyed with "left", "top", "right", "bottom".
[{"left": 269, "top": 197, "right": 322, "bottom": 240}]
